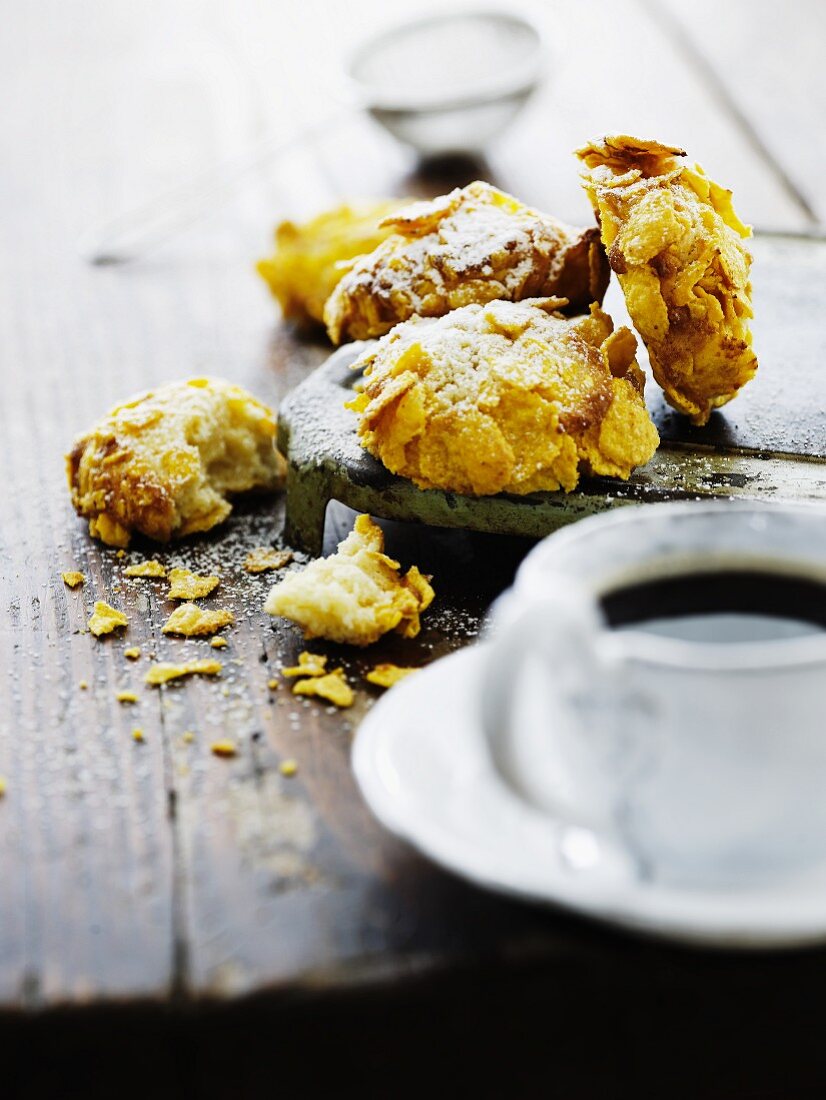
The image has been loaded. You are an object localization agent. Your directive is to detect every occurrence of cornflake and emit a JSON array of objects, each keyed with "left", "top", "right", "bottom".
[
  {"left": 161, "top": 604, "right": 234, "bottom": 637},
  {"left": 365, "top": 664, "right": 418, "bottom": 688},
  {"left": 124, "top": 560, "right": 166, "bottom": 578},
  {"left": 167, "top": 569, "right": 220, "bottom": 600},
  {"left": 243, "top": 547, "right": 293, "bottom": 574},
  {"left": 210, "top": 637, "right": 228, "bottom": 649},
  {"left": 62, "top": 571, "right": 85, "bottom": 588},
  {"left": 145, "top": 659, "right": 222, "bottom": 686},
  {"left": 124, "top": 647, "right": 141, "bottom": 660},
  {"left": 116, "top": 690, "right": 139, "bottom": 704},
  {"left": 132, "top": 728, "right": 145, "bottom": 743},
  {"left": 279, "top": 759, "right": 298, "bottom": 778},
  {"left": 282, "top": 652, "right": 328, "bottom": 678},
  {"left": 292, "top": 668, "right": 354, "bottom": 708},
  {"left": 88, "top": 601, "right": 128, "bottom": 637}
]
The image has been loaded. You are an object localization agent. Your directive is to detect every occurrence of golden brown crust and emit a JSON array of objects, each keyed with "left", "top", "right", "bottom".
[
  {"left": 323, "top": 181, "right": 610, "bottom": 344},
  {"left": 256, "top": 199, "right": 406, "bottom": 326},
  {"left": 346, "top": 299, "right": 659, "bottom": 496},
  {"left": 576, "top": 135, "right": 757, "bottom": 425},
  {"left": 67, "top": 378, "right": 285, "bottom": 547}
]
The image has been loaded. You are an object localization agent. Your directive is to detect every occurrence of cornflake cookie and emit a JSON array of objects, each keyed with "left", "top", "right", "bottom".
[
  {"left": 348, "top": 298, "right": 659, "bottom": 495},
  {"left": 576, "top": 135, "right": 757, "bottom": 425},
  {"left": 324, "top": 181, "right": 610, "bottom": 344},
  {"left": 67, "top": 378, "right": 285, "bottom": 547},
  {"left": 88, "top": 601, "right": 128, "bottom": 637},
  {"left": 167, "top": 569, "right": 219, "bottom": 600},
  {"left": 257, "top": 199, "right": 406, "bottom": 326},
  {"left": 161, "top": 605, "right": 234, "bottom": 637},
  {"left": 265, "top": 515, "right": 434, "bottom": 647}
]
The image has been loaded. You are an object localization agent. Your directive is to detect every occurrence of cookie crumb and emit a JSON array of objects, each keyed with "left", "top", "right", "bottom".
[
  {"left": 279, "top": 759, "right": 298, "bottom": 777},
  {"left": 267, "top": 678, "right": 279, "bottom": 691},
  {"left": 244, "top": 547, "right": 293, "bottom": 574},
  {"left": 145, "top": 660, "right": 222, "bottom": 685},
  {"left": 124, "top": 560, "right": 166, "bottom": 578},
  {"left": 292, "top": 668, "right": 354, "bottom": 708},
  {"left": 132, "top": 728, "right": 145, "bottom": 742},
  {"left": 210, "top": 637, "right": 228, "bottom": 649},
  {"left": 365, "top": 663, "right": 418, "bottom": 688},
  {"left": 116, "top": 690, "right": 139, "bottom": 704},
  {"left": 282, "top": 652, "right": 328, "bottom": 678},
  {"left": 124, "top": 647, "right": 141, "bottom": 660},
  {"left": 182, "top": 731, "right": 195, "bottom": 744},
  {"left": 167, "top": 569, "right": 220, "bottom": 600},
  {"left": 162, "top": 604, "right": 234, "bottom": 637},
  {"left": 62, "top": 571, "right": 85, "bottom": 588},
  {"left": 211, "top": 739, "right": 237, "bottom": 758},
  {"left": 79, "top": 679, "right": 88, "bottom": 690},
  {"left": 88, "top": 601, "right": 128, "bottom": 637}
]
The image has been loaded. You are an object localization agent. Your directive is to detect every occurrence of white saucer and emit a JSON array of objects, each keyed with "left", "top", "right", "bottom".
[{"left": 353, "top": 645, "right": 826, "bottom": 949}]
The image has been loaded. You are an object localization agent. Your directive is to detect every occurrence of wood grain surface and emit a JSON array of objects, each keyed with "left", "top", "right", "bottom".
[{"left": 3, "top": 2, "right": 826, "bottom": 1095}]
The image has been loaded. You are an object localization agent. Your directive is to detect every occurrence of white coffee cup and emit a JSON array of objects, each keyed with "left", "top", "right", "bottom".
[{"left": 480, "top": 501, "right": 826, "bottom": 886}]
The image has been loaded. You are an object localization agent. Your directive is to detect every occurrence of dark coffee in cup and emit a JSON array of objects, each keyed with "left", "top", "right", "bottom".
[{"left": 600, "top": 568, "right": 826, "bottom": 643}]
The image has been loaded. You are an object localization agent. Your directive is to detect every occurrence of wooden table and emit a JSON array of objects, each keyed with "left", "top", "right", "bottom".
[{"left": 3, "top": 2, "right": 826, "bottom": 1096}]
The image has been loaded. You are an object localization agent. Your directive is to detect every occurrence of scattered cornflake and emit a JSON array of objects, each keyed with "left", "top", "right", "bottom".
[
  {"left": 279, "top": 759, "right": 298, "bottom": 778},
  {"left": 0, "top": 776, "right": 6, "bottom": 798},
  {"left": 365, "top": 663, "right": 418, "bottom": 688},
  {"left": 88, "top": 601, "right": 128, "bottom": 637},
  {"left": 211, "top": 739, "right": 237, "bottom": 758},
  {"left": 116, "top": 690, "right": 139, "bottom": 704},
  {"left": 267, "top": 678, "right": 279, "bottom": 691},
  {"left": 116, "top": 549, "right": 126, "bottom": 559},
  {"left": 145, "top": 659, "right": 222, "bottom": 686},
  {"left": 124, "top": 560, "right": 166, "bottom": 578},
  {"left": 292, "top": 668, "right": 354, "bottom": 708},
  {"left": 124, "top": 647, "right": 141, "bottom": 660},
  {"left": 182, "top": 731, "right": 195, "bottom": 744},
  {"left": 161, "top": 604, "right": 234, "bottom": 637},
  {"left": 243, "top": 547, "right": 293, "bottom": 574},
  {"left": 79, "top": 680, "right": 89, "bottom": 690},
  {"left": 167, "top": 568, "right": 220, "bottom": 600},
  {"left": 282, "top": 651, "right": 328, "bottom": 678},
  {"left": 210, "top": 637, "right": 228, "bottom": 649},
  {"left": 61, "top": 571, "right": 85, "bottom": 588},
  {"left": 132, "top": 728, "right": 145, "bottom": 742}
]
